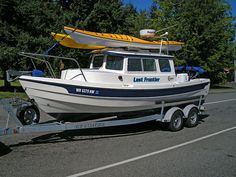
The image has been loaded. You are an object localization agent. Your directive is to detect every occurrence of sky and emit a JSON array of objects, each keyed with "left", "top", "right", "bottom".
[{"left": 123, "top": 0, "right": 236, "bottom": 17}]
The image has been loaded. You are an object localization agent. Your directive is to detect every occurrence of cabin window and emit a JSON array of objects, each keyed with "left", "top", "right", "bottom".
[
  {"left": 159, "top": 59, "right": 171, "bottom": 72},
  {"left": 143, "top": 59, "right": 156, "bottom": 71},
  {"left": 128, "top": 58, "right": 156, "bottom": 72},
  {"left": 128, "top": 59, "right": 142, "bottom": 71},
  {"left": 106, "top": 55, "right": 124, "bottom": 70},
  {"left": 93, "top": 55, "right": 104, "bottom": 68}
]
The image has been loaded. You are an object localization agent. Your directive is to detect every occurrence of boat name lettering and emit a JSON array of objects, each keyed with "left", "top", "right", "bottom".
[
  {"left": 76, "top": 88, "right": 100, "bottom": 95},
  {"left": 133, "top": 77, "right": 160, "bottom": 83}
]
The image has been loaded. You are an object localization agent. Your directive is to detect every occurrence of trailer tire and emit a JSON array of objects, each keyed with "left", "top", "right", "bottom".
[
  {"left": 168, "top": 110, "right": 184, "bottom": 132},
  {"left": 185, "top": 107, "right": 199, "bottom": 128},
  {"left": 18, "top": 105, "right": 40, "bottom": 125}
]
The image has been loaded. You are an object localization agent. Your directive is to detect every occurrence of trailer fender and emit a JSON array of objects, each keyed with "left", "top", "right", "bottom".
[
  {"left": 183, "top": 104, "right": 198, "bottom": 118},
  {"left": 162, "top": 107, "right": 182, "bottom": 122}
]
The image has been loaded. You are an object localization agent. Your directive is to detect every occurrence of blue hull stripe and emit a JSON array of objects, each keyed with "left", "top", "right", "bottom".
[{"left": 20, "top": 78, "right": 209, "bottom": 98}]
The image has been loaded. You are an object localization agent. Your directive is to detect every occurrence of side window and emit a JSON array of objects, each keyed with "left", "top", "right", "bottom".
[
  {"left": 143, "top": 59, "right": 156, "bottom": 71},
  {"left": 128, "top": 59, "right": 142, "bottom": 71},
  {"left": 93, "top": 56, "right": 104, "bottom": 68},
  {"left": 106, "top": 55, "right": 124, "bottom": 70},
  {"left": 159, "top": 59, "right": 171, "bottom": 72}
]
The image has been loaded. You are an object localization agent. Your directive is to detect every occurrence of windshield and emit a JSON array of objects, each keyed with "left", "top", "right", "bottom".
[{"left": 92, "top": 55, "right": 104, "bottom": 68}]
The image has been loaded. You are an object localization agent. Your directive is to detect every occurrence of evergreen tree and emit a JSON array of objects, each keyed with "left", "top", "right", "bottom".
[
  {"left": 2, "top": 0, "right": 234, "bottom": 86},
  {"left": 127, "top": 10, "right": 152, "bottom": 37},
  {"left": 151, "top": 0, "right": 235, "bottom": 84},
  {"left": 0, "top": 0, "right": 137, "bottom": 88}
]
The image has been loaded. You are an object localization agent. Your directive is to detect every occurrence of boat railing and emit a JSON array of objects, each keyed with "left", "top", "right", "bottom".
[
  {"left": 7, "top": 52, "right": 87, "bottom": 82},
  {"left": 19, "top": 52, "right": 57, "bottom": 78},
  {"left": 159, "top": 32, "right": 169, "bottom": 55}
]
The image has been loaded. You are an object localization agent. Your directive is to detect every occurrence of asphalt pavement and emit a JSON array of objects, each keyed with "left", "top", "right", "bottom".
[{"left": 0, "top": 91, "right": 236, "bottom": 177}]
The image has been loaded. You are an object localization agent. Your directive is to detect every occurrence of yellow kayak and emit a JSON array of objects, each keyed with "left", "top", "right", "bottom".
[
  {"left": 51, "top": 32, "right": 105, "bottom": 49},
  {"left": 64, "top": 26, "right": 184, "bottom": 51}
]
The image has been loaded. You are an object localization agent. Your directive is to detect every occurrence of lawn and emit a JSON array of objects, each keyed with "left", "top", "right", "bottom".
[
  {"left": 0, "top": 80, "right": 21, "bottom": 87},
  {"left": 0, "top": 91, "right": 27, "bottom": 99},
  {"left": 0, "top": 80, "right": 27, "bottom": 98}
]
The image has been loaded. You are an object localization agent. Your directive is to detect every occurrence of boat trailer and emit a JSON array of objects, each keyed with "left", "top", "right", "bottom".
[{"left": 0, "top": 97, "right": 205, "bottom": 137}]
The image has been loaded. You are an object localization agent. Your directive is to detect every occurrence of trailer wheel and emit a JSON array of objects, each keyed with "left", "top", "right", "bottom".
[
  {"left": 18, "top": 106, "right": 40, "bottom": 125},
  {"left": 168, "top": 110, "right": 184, "bottom": 132},
  {"left": 185, "top": 107, "right": 199, "bottom": 128}
]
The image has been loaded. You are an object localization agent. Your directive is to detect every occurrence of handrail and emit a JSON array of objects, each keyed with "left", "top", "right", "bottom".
[
  {"left": 159, "top": 36, "right": 169, "bottom": 55},
  {"left": 18, "top": 52, "right": 87, "bottom": 81},
  {"left": 19, "top": 53, "right": 56, "bottom": 78}
]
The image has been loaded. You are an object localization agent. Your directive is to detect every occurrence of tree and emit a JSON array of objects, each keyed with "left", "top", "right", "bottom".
[
  {"left": 0, "top": 0, "right": 138, "bottom": 89},
  {"left": 125, "top": 10, "right": 152, "bottom": 37},
  {"left": 151, "top": 0, "right": 235, "bottom": 84},
  {"left": 0, "top": 0, "right": 19, "bottom": 88},
  {"left": 50, "top": 0, "right": 138, "bottom": 66}
]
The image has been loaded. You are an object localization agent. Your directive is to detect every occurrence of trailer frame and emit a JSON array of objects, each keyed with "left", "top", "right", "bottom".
[{"left": 0, "top": 96, "right": 205, "bottom": 136}]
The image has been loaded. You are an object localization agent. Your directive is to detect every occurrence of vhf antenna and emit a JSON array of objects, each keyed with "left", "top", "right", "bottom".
[{"left": 155, "top": 24, "right": 177, "bottom": 34}]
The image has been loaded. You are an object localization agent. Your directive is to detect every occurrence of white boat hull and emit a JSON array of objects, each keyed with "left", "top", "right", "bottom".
[{"left": 19, "top": 76, "right": 210, "bottom": 122}]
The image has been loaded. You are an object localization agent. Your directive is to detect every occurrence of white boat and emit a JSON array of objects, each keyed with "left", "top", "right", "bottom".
[{"left": 19, "top": 49, "right": 210, "bottom": 122}]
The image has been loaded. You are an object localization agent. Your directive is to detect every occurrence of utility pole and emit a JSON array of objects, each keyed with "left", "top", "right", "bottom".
[
  {"left": 234, "top": 45, "right": 236, "bottom": 83},
  {"left": 235, "top": 60, "right": 236, "bottom": 83}
]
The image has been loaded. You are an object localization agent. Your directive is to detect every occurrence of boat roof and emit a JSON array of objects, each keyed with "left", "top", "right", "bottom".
[{"left": 94, "top": 48, "right": 174, "bottom": 58}]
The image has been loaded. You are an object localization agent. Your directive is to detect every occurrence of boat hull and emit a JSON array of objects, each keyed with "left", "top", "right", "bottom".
[{"left": 19, "top": 76, "right": 210, "bottom": 122}]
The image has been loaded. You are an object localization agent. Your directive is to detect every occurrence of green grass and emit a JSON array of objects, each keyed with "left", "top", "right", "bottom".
[
  {"left": 0, "top": 80, "right": 27, "bottom": 99},
  {"left": 10, "top": 80, "right": 22, "bottom": 87},
  {"left": 209, "top": 83, "right": 235, "bottom": 93},
  {"left": 0, "top": 80, "right": 21, "bottom": 87},
  {"left": 211, "top": 83, "right": 234, "bottom": 89},
  {"left": 0, "top": 91, "right": 27, "bottom": 99}
]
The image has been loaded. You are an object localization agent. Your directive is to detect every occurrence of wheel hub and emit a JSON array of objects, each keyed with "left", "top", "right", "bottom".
[
  {"left": 24, "top": 108, "right": 38, "bottom": 125},
  {"left": 173, "top": 116, "right": 182, "bottom": 128},
  {"left": 189, "top": 112, "right": 197, "bottom": 124}
]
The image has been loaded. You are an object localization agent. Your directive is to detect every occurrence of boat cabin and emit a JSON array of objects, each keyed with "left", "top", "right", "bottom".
[{"left": 60, "top": 49, "right": 187, "bottom": 86}]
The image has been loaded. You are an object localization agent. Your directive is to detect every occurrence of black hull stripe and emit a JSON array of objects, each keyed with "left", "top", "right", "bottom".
[{"left": 20, "top": 78, "right": 209, "bottom": 98}]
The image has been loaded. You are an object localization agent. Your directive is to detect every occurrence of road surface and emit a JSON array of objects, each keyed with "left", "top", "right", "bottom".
[{"left": 0, "top": 92, "right": 236, "bottom": 177}]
